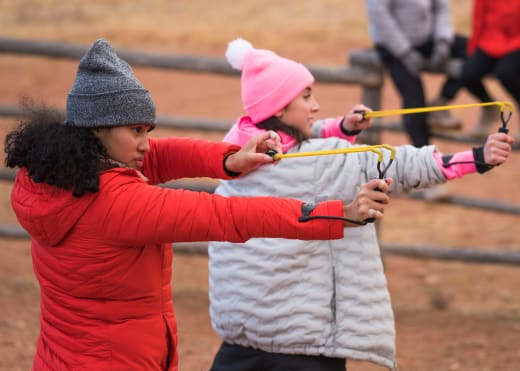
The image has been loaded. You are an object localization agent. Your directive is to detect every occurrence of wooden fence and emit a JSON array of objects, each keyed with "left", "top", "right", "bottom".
[{"left": 1, "top": 37, "right": 519, "bottom": 265}]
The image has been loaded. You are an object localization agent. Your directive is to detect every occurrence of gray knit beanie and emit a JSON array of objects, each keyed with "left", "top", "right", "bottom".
[{"left": 66, "top": 38, "right": 156, "bottom": 128}]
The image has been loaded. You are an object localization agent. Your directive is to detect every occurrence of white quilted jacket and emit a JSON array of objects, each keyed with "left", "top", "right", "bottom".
[{"left": 209, "top": 137, "right": 445, "bottom": 370}]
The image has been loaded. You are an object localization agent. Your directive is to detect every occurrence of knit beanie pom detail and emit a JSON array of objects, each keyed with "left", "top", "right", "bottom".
[
  {"left": 226, "top": 38, "right": 315, "bottom": 124},
  {"left": 226, "top": 38, "right": 254, "bottom": 71}
]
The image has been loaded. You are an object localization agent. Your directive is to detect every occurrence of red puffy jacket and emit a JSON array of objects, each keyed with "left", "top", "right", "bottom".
[
  {"left": 10, "top": 136, "right": 344, "bottom": 370},
  {"left": 468, "top": 0, "right": 520, "bottom": 58}
]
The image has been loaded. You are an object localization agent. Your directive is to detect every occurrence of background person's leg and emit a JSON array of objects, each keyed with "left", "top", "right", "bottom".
[
  {"left": 376, "top": 45, "right": 430, "bottom": 147},
  {"left": 460, "top": 49, "right": 500, "bottom": 138}
]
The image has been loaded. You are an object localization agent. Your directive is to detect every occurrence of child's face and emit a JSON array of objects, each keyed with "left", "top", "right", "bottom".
[
  {"left": 278, "top": 87, "right": 320, "bottom": 139},
  {"left": 94, "top": 124, "right": 153, "bottom": 169}
]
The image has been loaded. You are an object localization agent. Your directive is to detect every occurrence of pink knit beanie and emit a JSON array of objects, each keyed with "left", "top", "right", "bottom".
[{"left": 226, "top": 38, "right": 315, "bottom": 124}]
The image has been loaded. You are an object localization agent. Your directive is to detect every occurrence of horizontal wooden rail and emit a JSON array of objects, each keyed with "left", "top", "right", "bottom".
[
  {"left": 349, "top": 48, "right": 464, "bottom": 78},
  {"left": 0, "top": 104, "right": 234, "bottom": 132},
  {"left": 178, "top": 242, "right": 520, "bottom": 266},
  {"left": 406, "top": 193, "right": 520, "bottom": 215},
  {"left": 3, "top": 104, "right": 519, "bottom": 149},
  {"left": 1, "top": 229, "right": 518, "bottom": 266},
  {"left": 382, "top": 243, "right": 520, "bottom": 266},
  {"left": 0, "top": 37, "right": 382, "bottom": 87}
]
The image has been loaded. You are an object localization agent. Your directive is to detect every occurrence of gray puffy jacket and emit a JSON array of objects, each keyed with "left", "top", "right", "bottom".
[
  {"left": 366, "top": 0, "right": 454, "bottom": 57},
  {"left": 209, "top": 137, "right": 444, "bottom": 370}
]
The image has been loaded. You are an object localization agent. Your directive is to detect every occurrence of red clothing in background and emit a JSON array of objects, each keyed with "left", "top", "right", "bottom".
[{"left": 468, "top": 0, "right": 520, "bottom": 57}]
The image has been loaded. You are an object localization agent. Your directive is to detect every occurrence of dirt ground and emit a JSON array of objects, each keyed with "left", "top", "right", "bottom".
[{"left": 1, "top": 1, "right": 520, "bottom": 370}]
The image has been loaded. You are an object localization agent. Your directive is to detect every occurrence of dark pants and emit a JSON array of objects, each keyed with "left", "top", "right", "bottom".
[
  {"left": 460, "top": 48, "right": 520, "bottom": 108},
  {"left": 376, "top": 35, "right": 489, "bottom": 147},
  {"left": 210, "top": 342, "right": 347, "bottom": 371}
]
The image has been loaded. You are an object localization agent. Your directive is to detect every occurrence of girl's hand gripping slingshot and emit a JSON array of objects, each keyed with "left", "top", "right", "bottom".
[
  {"left": 357, "top": 100, "right": 514, "bottom": 134},
  {"left": 356, "top": 101, "right": 515, "bottom": 171}
]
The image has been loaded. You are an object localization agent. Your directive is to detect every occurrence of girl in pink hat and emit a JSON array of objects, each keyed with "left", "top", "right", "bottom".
[
  {"left": 208, "top": 38, "right": 514, "bottom": 371},
  {"left": 222, "top": 39, "right": 372, "bottom": 153}
]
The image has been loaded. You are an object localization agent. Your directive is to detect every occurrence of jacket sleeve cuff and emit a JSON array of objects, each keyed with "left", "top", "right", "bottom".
[
  {"left": 433, "top": 150, "right": 477, "bottom": 180},
  {"left": 308, "top": 200, "right": 345, "bottom": 239},
  {"left": 219, "top": 143, "right": 243, "bottom": 179},
  {"left": 472, "top": 147, "right": 494, "bottom": 174},
  {"left": 320, "top": 116, "right": 358, "bottom": 143},
  {"left": 222, "top": 153, "right": 241, "bottom": 178}
]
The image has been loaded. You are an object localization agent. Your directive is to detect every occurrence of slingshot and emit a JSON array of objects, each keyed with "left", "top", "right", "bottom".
[
  {"left": 266, "top": 101, "right": 514, "bottom": 224},
  {"left": 356, "top": 100, "right": 514, "bottom": 134},
  {"left": 266, "top": 144, "right": 396, "bottom": 225},
  {"left": 267, "top": 144, "right": 395, "bottom": 179}
]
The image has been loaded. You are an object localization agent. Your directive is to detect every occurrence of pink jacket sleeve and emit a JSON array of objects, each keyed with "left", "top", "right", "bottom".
[
  {"left": 433, "top": 150, "right": 477, "bottom": 180},
  {"left": 320, "top": 117, "right": 357, "bottom": 143}
]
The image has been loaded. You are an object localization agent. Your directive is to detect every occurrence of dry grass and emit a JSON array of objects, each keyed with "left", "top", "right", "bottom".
[
  {"left": 1, "top": 0, "right": 473, "bottom": 60},
  {"left": 2, "top": 1, "right": 520, "bottom": 370}
]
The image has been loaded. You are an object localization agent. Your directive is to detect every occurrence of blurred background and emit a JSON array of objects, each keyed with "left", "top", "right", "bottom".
[{"left": 0, "top": 1, "right": 519, "bottom": 370}]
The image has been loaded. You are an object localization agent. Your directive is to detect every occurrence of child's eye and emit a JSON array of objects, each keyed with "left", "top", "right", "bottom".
[
  {"left": 132, "top": 125, "right": 148, "bottom": 134},
  {"left": 131, "top": 125, "right": 153, "bottom": 134}
]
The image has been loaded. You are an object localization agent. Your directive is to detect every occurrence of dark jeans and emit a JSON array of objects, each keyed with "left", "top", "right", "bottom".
[
  {"left": 460, "top": 48, "right": 520, "bottom": 108},
  {"left": 210, "top": 342, "right": 347, "bottom": 371},
  {"left": 376, "top": 35, "right": 489, "bottom": 147}
]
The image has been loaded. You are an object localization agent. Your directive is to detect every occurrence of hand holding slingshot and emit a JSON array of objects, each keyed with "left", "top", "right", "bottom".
[
  {"left": 265, "top": 101, "right": 514, "bottom": 225},
  {"left": 355, "top": 100, "right": 514, "bottom": 134},
  {"left": 266, "top": 144, "right": 396, "bottom": 225}
]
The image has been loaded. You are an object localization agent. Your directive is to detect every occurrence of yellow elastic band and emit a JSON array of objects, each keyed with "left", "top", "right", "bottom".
[
  {"left": 369, "top": 144, "right": 396, "bottom": 160},
  {"left": 272, "top": 145, "right": 395, "bottom": 162},
  {"left": 362, "top": 101, "right": 514, "bottom": 119}
]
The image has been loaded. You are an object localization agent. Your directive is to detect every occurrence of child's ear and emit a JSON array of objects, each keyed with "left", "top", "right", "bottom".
[{"left": 275, "top": 108, "right": 285, "bottom": 119}]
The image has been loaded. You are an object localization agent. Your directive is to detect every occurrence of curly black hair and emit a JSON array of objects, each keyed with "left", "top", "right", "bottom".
[{"left": 4, "top": 104, "right": 112, "bottom": 197}]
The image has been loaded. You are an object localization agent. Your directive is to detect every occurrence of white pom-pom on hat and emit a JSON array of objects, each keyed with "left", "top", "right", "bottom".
[
  {"left": 226, "top": 38, "right": 315, "bottom": 123},
  {"left": 226, "top": 38, "right": 254, "bottom": 70}
]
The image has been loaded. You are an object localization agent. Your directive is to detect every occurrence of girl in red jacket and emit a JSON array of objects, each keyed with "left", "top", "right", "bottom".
[
  {"left": 4, "top": 39, "right": 390, "bottom": 371},
  {"left": 461, "top": 0, "right": 520, "bottom": 139}
]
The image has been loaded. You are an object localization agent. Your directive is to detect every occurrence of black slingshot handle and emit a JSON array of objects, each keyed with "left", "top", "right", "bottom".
[{"left": 364, "top": 187, "right": 383, "bottom": 224}]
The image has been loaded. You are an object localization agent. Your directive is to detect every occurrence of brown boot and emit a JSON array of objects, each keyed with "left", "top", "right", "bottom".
[
  {"left": 427, "top": 98, "right": 462, "bottom": 131},
  {"left": 468, "top": 105, "right": 501, "bottom": 139}
]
